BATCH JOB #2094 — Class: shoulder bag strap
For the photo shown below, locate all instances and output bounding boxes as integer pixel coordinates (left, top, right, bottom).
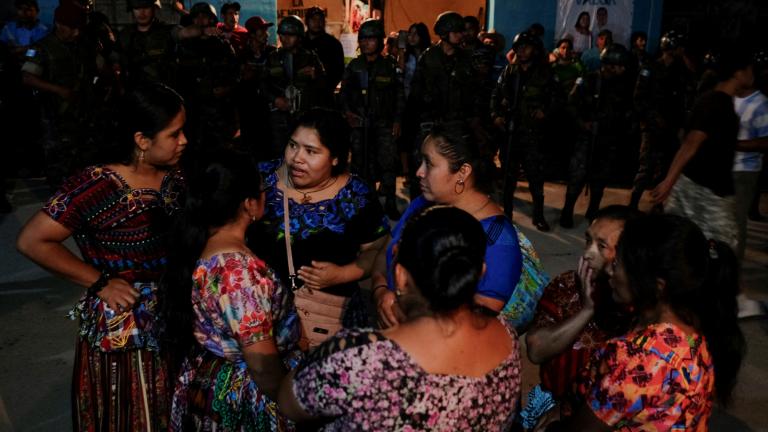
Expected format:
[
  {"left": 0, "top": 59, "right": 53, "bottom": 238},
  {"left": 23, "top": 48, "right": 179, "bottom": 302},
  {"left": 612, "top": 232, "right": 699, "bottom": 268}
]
[{"left": 282, "top": 165, "right": 300, "bottom": 291}]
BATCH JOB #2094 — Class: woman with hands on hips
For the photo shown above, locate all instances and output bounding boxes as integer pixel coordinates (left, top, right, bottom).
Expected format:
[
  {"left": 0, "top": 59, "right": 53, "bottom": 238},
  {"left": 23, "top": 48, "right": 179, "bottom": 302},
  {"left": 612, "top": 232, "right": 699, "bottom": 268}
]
[{"left": 16, "top": 83, "right": 188, "bottom": 430}]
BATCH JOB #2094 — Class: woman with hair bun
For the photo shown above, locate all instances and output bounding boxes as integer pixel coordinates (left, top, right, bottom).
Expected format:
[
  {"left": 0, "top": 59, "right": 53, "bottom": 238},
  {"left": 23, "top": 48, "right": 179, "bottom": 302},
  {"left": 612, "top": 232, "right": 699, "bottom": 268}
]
[
  {"left": 277, "top": 206, "right": 522, "bottom": 430},
  {"left": 373, "top": 123, "right": 548, "bottom": 332},
  {"left": 559, "top": 214, "right": 745, "bottom": 431}
]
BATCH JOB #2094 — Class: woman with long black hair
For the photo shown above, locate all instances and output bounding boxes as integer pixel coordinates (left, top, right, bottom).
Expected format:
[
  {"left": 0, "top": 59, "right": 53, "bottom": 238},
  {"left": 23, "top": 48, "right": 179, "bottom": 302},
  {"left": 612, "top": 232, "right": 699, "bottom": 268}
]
[
  {"left": 560, "top": 214, "right": 744, "bottom": 431},
  {"left": 17, "top": 83, "right": 187, "bottom": 430},
  {"left": 164, "top": 151, "right": 301, "bottom": 431}
]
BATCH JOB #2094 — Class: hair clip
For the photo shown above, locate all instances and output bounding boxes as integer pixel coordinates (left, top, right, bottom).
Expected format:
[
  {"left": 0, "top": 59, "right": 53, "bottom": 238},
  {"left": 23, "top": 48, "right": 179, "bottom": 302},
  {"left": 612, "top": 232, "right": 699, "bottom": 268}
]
[{"left": 708, "top": 239, "right": 719, "bottom": 260}]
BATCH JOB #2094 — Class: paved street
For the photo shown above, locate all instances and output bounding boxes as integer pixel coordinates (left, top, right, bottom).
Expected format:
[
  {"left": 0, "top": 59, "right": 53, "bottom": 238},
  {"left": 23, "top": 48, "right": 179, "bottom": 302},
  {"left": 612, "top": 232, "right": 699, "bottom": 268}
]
[{"left": 0, "top": 177, "right": 766, "bottom": 431}]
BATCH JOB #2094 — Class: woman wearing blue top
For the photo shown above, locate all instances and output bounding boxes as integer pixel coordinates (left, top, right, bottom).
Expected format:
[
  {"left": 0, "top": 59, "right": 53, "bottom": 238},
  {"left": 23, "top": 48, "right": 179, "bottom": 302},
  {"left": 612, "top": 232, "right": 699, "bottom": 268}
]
[{"left": 372, "top": 124, "right": 548, "bottom": 331}]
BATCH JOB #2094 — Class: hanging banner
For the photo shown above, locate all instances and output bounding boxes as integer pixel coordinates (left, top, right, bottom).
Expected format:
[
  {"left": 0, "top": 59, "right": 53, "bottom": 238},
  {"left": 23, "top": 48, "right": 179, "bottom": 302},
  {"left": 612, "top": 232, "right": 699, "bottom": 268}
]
[{"left": 555, "top": 0, "right": 634, "bottom": 53}]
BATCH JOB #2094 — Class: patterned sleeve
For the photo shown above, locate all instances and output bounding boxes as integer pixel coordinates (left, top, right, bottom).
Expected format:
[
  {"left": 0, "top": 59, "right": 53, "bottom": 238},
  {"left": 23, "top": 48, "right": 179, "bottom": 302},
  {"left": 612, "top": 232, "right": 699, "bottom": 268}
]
[
  {"left": 292, "top": 329, "right": 383, "bottom": 417},
  {"left": 578, "top": 339, "right": 633, "bottom": 427},
  {"left": 217, "top": 254, "right": 277, "bottom": 347},
  {"left": 345, "top": 177, "right": 390, "bottom": 244},
  {"left": 42, "top": 167, "right": 106, "bottom": 232}
]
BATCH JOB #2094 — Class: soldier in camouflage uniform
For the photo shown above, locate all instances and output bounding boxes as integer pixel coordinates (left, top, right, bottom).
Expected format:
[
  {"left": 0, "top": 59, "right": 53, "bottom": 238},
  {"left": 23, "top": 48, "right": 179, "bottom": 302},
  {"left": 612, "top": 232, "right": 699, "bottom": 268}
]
[
  {"left": 21, "top": 4, "right": 89, "bottom": 189},
  {"left": 559, "top": 44, "right": 635, "bottom": 228},
  {"left": 175, "top": 3, "right": 238, "bottom": 150},
  {"left": 491, "top": 31, "right": 560, "bottom": 231},
  {"left": 341, "top": 19, "right": 405, "bottom": 219},
  {"left": 262, "top": 15, "right": 327, "bottom": 158},
  {"left": 409, "top": 11, "right": 481, "bottom": 197},
  {"left": 113, "top": 0, "right": 178, "bottom": 90},
  {"left": 629, "top": 30, "right": 690, "bottom": 209}
]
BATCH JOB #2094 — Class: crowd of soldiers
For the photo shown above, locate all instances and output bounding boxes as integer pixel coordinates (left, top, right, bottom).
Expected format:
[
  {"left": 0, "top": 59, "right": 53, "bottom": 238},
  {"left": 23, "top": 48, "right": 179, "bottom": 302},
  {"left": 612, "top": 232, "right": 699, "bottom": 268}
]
[{"left": 1, "top": 1, "right": 766, "bottom": 228}]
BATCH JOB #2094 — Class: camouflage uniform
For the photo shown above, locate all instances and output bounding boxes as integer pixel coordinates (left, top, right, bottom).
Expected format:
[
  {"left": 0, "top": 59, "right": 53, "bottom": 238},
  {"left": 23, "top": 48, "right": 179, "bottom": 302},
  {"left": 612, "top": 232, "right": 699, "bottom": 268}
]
[
  {"left": 491, "top": 60, "right": 560, "bottom": 223},
  {"left": 22, "top": 32, "right": 89, "bottom": 188},
  {"left": 341, "top": 52, "right": 405, "bottom": 208},
  {"left": 262, "top": 47, "right": 327, "bottom": 158},
  {"left": 175, "top": 32, "right": 238, "bottom": 149},
  {"left": 409, "top": 41, "right": 481, "bottom": 198},
  {"left": 562, "top": 68, "right": 634, "bottom": 221},
  {"left": 114, "top": 19, "right": 178, "bottom": 90}
]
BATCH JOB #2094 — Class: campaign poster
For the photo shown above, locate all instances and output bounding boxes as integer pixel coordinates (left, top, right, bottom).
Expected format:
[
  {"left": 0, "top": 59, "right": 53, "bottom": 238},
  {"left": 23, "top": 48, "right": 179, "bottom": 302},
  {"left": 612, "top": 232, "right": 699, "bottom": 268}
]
[{"left": 555, "top": 0, "right": 634, "bottom": 53}]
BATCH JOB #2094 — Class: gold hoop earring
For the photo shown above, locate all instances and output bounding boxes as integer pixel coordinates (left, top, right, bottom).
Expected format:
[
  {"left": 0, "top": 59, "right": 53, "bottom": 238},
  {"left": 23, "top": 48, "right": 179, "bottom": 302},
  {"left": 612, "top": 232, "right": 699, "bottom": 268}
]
[{"left": 454, "top": 178, "right": 465, "bottom": 194}]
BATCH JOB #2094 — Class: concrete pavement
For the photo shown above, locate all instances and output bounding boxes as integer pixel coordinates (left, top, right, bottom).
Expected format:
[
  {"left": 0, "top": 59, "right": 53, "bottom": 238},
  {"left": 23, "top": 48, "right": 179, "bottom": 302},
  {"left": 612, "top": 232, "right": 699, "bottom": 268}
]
[{"left": 0, "top": 177, "right": 766, "bottom": 431}]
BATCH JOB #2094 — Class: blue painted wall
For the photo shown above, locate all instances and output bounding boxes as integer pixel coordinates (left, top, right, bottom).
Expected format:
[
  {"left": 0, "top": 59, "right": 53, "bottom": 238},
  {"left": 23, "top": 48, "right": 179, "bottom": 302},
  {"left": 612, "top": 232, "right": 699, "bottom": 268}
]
[{"left": 488, "top": 0, "right": 663, "bottom": 54}]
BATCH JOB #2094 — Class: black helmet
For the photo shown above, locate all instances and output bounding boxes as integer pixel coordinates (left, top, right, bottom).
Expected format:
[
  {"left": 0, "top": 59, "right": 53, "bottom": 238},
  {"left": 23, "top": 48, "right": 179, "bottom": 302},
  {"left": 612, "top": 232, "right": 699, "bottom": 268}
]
[
  {"left": 660, "top": 30, "right": 685, "bottom": 51},
  {"left": 278, "top": 15, "right": 305, "bottom": 37},
  {"left": 304, "top": 6, "right": 325, "bottom": 21},
  {"left": 190, "top": 2, "right": 216, "bottom": 22},
  {"left": 128, "top": 0, "right": 159, "bottom": 9},
  {"left": 358, "top": 19, "right": 384, "bottom": 40},
  {"left": 512, "top": 31, "right": 542, "bottom": 52},
  {"left": 434, "top": 11, "right": 464, "bottom": 38},
  {"left": 601, "top": 43, "right": 630, "bottom": 66}
]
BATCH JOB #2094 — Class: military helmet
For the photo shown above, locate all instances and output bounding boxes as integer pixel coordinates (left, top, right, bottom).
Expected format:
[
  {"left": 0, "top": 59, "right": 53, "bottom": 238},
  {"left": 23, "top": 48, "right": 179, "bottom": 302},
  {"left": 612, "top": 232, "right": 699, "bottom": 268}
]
[
  {"left": 190, "top": 2, "right": 217, "bottom": 22},
  {"left": 304, "top": 6, "right": 325, "bottom": 21},
  {"left": 433, "top": 11, "right": 464, "bottom": 38},
  {"left": 128, "top": 0, "right": 160, "bottom": 9},
  {"left": 512, "top": 31, "right": 542, "bottom": 52},
  {"left": 278, "top": 15, "right": 305, "bottom": 37},
  {"left": 601, "top": 43, "right": 630, "bottom": 66},
  {"left": 660, "top": 30, "right": 686, "bottom": 51},
  {"left": 358, "top": 19, "right": 384, "bottom": 40}
]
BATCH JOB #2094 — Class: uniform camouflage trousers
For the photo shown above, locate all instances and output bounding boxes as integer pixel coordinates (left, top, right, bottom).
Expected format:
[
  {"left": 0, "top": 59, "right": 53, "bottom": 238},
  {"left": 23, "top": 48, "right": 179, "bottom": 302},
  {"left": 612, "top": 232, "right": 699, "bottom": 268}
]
[
  {"left": 565, "top": 134, "right": 619, "bottom": 201},
  {"left": 631, "top": 126, "right": 679, "bottom": 206},
  {"left": 350, "top": 121, "right": 397, "bottom": 199},
  {"left": 501, "top": 132, "right": 546, "bottom": 217}
]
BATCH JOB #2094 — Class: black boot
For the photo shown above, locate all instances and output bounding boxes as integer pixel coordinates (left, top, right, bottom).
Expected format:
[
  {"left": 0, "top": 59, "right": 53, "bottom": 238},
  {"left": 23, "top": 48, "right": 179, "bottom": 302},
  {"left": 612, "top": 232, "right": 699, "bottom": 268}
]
[
  {"left": 559, "top": 195, "right": 578, "bottom": 229},
  {"left": 532, "top": 198, "right": 550, "bottom": 232},
  {"left": 585, "top": 187, "right": 605, "bottom": 222}
]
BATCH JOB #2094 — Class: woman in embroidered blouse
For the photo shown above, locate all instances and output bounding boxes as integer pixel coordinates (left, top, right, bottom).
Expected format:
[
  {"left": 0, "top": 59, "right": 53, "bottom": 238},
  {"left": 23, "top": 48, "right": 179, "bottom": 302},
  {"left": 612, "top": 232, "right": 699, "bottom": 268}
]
[
  {"left": 373, "top": 123, "right": 548, "bottom": 331},
  {"left": 248, "top": 107, "right": 390, "bottom": 340},
  {"left": 558, "top": 214, "right": 745, "bottom": 431},
  {"left": 164, "top": 152, "right": 301, "bottom": 431},
  {"left": 278, "top": 206, "right": 522, "bottom": 430},
  {"left": 16, "top": 84, "right": 187, "bottom": 430}
]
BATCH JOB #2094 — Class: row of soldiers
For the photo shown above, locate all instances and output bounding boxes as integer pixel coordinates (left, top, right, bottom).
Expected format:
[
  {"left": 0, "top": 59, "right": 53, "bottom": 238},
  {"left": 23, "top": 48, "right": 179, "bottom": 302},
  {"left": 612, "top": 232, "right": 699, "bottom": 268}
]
[{"left": 4, "top": 3, "right": 757, "bottom": 229}]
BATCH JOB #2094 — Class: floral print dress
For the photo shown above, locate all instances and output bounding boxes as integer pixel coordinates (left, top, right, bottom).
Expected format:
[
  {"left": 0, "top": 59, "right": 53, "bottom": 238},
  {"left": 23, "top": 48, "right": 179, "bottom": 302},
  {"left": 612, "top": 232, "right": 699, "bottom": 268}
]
[
  {"left": 291, "top": 318, "right": 522, "bottom": 431},
  {"left": 171, "top": 252, "right": 301, "bottom": 431},
  {"left": 578, "top": 323, "right": 715, "bottom": 431}
]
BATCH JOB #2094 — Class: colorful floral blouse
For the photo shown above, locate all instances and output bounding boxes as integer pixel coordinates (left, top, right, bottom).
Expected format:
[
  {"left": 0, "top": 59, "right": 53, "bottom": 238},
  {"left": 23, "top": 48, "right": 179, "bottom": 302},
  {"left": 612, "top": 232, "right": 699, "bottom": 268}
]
[
  {"left": 578, "top": 323, "right": 715, "bottom": 431},
  {"left": 171, "top": 252, "right": 301, "bottom": 431},
  {"left": 292, "top": 319, "right": 522, "bottom": 431},
  {"left": 44, "top": 165, "right": 185, "bottom": 351},
  {"left": 190, "top": 252, "right": 300, "bottom": 360}
]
